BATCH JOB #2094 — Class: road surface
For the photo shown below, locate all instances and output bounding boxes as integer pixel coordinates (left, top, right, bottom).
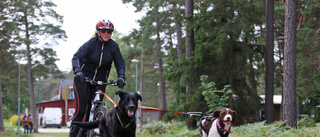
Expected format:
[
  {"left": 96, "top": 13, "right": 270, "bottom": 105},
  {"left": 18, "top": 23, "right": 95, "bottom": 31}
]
[{"left": 38, "top": 128, "right": 70, "bottom": 133}]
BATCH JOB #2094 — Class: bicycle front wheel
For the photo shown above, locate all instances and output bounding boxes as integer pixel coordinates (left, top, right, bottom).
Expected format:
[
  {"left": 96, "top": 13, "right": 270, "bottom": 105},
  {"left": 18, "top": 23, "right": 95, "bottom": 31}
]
[
  {"left": 94, "top": 106, "right": 107, "bottom": 120},
  {"left": 86, "top": 106, "right": 107, "bottom": 137}
]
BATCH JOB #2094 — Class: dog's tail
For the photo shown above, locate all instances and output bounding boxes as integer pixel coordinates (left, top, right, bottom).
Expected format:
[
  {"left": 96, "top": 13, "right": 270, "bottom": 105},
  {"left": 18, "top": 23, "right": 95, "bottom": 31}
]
[{"left": 72, "top": 120, "right": 99, "bottom": 130}]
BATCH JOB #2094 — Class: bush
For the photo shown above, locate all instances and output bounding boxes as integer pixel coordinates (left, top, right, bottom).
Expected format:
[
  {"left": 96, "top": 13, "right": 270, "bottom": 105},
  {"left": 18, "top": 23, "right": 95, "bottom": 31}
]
[
  {"left": 142, "top": 121, "right": 167, "bottom": 134},
  {"left": 138, "top": 120, "right": 320, "bottom": 137},
  {"left": 232, "top": 120, "right": 320, "bottom": 137},
  {"left": 315, "top": 106, "right": 320, "bottom": 122},
  {"left": 140, "top": 120, "right": 199, "bottom": 136},
  {"left": 9, "top": 115, "right": 19, "bottom": 126},
  {"left": 297, "top": 114, "right": 316, "bottom": 127},
  {"left": 200, "top": 75, "right": 232, "bottom": 112}
]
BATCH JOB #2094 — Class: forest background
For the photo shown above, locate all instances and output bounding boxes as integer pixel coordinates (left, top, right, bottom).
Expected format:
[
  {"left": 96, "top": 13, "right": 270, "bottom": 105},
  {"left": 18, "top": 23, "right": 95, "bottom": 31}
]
[{"left": 0, "top": 0, "right": 319, "bottom": 132}]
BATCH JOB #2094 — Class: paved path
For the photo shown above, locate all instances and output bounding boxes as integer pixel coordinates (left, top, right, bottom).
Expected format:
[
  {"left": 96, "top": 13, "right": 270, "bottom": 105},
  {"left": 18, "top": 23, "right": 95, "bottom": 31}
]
[{"left": 38, "top": 128, "right": 70, "bottom": 133}]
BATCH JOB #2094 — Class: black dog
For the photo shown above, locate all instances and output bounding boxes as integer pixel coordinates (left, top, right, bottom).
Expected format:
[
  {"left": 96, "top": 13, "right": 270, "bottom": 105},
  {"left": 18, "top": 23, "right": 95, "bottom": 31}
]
[{"left": 73, "top": 91, "right": 142, "bottom": 137}]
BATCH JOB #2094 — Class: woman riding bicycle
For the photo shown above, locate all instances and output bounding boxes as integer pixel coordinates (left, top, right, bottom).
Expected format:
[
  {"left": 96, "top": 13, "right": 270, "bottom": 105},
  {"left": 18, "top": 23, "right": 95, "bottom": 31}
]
[{"left": 69, "top": 19, "right": 126, "bottom": 137}]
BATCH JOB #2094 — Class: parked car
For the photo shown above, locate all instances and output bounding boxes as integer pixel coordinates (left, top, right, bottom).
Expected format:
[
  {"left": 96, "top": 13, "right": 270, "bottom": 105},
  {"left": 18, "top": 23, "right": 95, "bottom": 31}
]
[{"left": 42, "top": 107, "right": 62, "bottom": 128}]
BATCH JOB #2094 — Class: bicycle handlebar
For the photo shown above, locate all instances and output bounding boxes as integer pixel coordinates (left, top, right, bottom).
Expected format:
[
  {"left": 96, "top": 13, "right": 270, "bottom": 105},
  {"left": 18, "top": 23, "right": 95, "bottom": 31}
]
[{"left": 85, "top": 77, "right": 117, "bottom": 86}]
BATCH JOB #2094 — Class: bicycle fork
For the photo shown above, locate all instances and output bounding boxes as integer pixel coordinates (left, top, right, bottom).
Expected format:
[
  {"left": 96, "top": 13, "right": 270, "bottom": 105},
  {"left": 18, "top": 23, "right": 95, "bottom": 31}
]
[{"left": 89, "top": 91, "right": 101, "bottom": 122}]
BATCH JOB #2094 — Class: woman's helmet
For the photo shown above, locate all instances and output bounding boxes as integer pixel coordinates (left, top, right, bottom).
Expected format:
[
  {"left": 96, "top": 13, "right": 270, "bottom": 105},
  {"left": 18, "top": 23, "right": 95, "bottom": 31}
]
[{"left": 96, "top": 20, "right": 114, "bottom": 31}]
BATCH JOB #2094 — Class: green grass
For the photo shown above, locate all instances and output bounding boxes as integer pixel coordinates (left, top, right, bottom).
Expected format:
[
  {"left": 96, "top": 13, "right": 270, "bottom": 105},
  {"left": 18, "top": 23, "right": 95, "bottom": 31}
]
[
  {"left": 136, "top": 119, "right": 320, "bottom": 137},
  {"left": 0, "top": 131, "right": 69, "bottom": 137},
  {"left": 4, "top": 119, "right": 18, "bottom": 128},
  {"left": 1, "top": 119, "right": 69, "bottom": 137},
  {"left": 136, "top": 121, "right": 200, "bottom": 137},
  {"left": 2, "top": 118, "right": 320, "bottom": 137},
  {"left": 231, "top": 121, "right": 320, "bottom": 137}
]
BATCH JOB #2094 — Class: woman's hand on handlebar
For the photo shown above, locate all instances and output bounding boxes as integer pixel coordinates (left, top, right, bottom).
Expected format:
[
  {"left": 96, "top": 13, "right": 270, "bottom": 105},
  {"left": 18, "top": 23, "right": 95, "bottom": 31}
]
[
  {"left": 117, "top": 78, "right": 125, "bottom": 89},
  {"left": 75, "top": 72, "right": 86, "bottom": 82}
]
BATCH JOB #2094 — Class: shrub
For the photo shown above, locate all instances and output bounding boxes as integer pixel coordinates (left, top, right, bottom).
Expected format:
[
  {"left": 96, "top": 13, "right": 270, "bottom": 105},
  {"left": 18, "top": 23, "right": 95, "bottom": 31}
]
[
  {"left": 141, "top": 120, "right": 199, "bottom": 136},
  {"left": 200, "top": 75, "right": 232, "bottom": 112},
  {"left": 297, "top": 114, "right": 316, "bottom": 127},
  {"left": 142, "top": 121, "right": 167, "bottom": 134},
  {"left": 9, "top": 115, "right": 19, "bottom": 126}
]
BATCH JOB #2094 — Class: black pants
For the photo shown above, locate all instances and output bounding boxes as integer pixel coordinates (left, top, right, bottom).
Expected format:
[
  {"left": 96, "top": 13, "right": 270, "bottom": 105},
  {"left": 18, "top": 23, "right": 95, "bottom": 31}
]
[
  {"left": 69, "top": 76, "right": 106, "bottom": 137},
  {"left": 24, "top": 125, "right": 28, "bottom": 133}
]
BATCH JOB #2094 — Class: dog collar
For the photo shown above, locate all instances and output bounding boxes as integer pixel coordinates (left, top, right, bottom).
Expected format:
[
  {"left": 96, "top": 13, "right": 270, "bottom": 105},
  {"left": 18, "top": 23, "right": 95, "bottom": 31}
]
[
  {"left": 117, "top": 112, "right": 134, "bottom": 128},
  {"left": 216, "top": 118, "right": 231, "bottom": 137}
]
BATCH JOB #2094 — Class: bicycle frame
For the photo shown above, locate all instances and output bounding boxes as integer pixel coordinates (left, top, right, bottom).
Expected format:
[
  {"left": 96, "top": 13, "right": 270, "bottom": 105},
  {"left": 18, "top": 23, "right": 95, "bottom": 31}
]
[
  {"left": 89, "top": 91, "right": 103, "bottom": 122},
  {"left": 87, "top": 90, "right": 103, "bottom": 137}
]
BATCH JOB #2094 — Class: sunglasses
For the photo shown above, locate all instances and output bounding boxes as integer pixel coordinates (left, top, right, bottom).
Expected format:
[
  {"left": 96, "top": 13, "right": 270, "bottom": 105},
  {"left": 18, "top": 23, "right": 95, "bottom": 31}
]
[{"left": 100, "top": 30, "right": 112, "bottom": 34}]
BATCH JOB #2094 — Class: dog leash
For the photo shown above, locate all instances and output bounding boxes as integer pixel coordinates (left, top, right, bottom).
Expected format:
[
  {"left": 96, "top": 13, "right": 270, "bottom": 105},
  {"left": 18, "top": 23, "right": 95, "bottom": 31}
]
[
  {"left": 99, "top": 90, "right": 118, "bottom": 107},
  {"left": 99, "top": 91, "right": 203, "bottom": 116}
]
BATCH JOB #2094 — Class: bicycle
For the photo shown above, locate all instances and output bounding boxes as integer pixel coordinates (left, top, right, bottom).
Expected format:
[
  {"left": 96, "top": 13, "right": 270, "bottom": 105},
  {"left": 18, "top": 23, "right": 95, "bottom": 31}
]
[{"left": 77, "top": 77, "right": 117, "bottom": 137}]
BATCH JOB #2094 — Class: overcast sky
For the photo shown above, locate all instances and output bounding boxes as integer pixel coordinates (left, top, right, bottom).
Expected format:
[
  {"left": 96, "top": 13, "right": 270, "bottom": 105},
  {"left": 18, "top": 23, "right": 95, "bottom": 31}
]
[{"left": 51, "top": 0, "right": 144, "bottom": 72}]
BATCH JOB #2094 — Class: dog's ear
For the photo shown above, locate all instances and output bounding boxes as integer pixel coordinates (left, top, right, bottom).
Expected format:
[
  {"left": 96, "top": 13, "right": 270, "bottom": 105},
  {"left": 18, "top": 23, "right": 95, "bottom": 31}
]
[
  {"left": 232, "top": 110, "right": 237, "bottom": 123},
  {"left": 115, "top": 91, "right": 125, "bottom": 99},
  {"left": 135, "top": 92, "right": 142, "bottom": 102},
  {"left": 212, "top": 110, "right": 221, "bottom": 118}
]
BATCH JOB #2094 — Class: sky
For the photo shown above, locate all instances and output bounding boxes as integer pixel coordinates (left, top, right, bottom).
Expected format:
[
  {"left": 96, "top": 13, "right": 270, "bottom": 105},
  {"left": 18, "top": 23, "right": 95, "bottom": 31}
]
[{"left": 51, "top": 0, "right": 144, "bottom": 72}]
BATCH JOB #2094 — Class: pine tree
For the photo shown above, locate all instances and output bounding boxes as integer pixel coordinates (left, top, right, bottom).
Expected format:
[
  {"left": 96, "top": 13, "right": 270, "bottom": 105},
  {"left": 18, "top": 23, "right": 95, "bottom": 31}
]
[
  {"left": 265, "top": 0, "right": 276, "bottom": 123},
  {"left": 296, "top": 0, "right": 320, "bottom": 122},
  {"left": 283, "top": 0, "right": 297, "bottom": 127},
  {"left": 12, "top": 0, "right": 66, "bottom": 132}
]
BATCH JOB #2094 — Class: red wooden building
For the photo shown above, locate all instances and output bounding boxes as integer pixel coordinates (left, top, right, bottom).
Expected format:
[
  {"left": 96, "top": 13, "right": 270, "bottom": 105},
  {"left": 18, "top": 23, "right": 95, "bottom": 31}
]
[
  {"left": 259, "top": 95, "right": 282, "bottom": 121},
  {"left": 36, "top": 78, "right": 75, "bottom": 126}
]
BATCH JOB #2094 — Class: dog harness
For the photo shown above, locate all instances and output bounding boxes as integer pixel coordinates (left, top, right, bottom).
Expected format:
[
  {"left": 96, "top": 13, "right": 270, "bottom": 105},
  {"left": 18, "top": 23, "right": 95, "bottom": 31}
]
[
  {"left": 117, "top": 112, "right": 134, "bottom": 128},
  {"left": 199, "top": 116, "right": 217, "bottom": 135},
  {"left": 199, "top": 117, "right": 231, "bottom": 137}
]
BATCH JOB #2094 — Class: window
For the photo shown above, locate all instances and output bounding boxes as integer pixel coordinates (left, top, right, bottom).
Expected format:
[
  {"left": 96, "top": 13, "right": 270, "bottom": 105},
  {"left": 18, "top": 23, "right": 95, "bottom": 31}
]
[{"left": 69, "top": 86, "right": 74, "bottom": 99}]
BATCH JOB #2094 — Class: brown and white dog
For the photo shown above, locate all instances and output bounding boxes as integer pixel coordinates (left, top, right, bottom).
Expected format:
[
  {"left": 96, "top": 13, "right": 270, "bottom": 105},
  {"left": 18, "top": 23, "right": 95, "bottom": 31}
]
[{"left": 199, "top": 108, "right": 237, "bottom": 137}]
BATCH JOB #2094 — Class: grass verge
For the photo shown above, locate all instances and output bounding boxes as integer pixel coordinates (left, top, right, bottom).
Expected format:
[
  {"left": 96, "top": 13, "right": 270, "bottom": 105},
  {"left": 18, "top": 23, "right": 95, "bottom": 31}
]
[{"left": 2, "top": 117, "right": 320, "bottom": 137}]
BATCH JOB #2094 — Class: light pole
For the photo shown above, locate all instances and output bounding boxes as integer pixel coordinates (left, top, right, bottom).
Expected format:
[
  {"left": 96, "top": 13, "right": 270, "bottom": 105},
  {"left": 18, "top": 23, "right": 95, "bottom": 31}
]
[
  {"left": 131, "top": 59, "right": 139, "bottom": 92},
  {"left": 17, "top": 50, "right": 23, "bottom": 137},
  {"left": 157, "top": 83, "right": 160, "bottom": 103},
  {"left": 36, "top": 78, "right": 40, "bottom": 126},
  {"left": 131, "top": 59, "right": 140, "bottom": 125}
]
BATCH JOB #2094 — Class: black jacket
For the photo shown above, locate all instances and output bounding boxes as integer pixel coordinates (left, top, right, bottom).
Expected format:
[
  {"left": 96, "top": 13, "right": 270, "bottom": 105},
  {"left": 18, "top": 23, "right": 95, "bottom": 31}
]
[{"left": 72, "top": 37, "right": 125, "bottom": 81}]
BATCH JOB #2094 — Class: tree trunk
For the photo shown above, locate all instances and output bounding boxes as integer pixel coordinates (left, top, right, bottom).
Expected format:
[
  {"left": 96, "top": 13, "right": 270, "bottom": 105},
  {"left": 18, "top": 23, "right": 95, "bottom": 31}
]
[
  {"left": 174, "top": 5, "right": 184, "bottom": 86},
  {"left": 185, "top": 0, "right": 195, "bottom": 129},
  {"left": 283, "top": 0, "right": 297, "bottom": 128},
  {"left": 159, "top": 58, "right": 166, "bottom": 110},
  {"left": 265, "top": 0, "right": 275, "bottom": 124},
  {"left": 155, "top": 1, "right": 166, "bottom": 110},
  {"left": 246, "top": 38, "right": 259, "bottom": 120},
  {"left": 185, "top": 0, "right": 194, "bottom": 104},
  {"left": 0, "top": 76, "right": 4, "bottom": 131},
  {"left": 24, "top": 11, "right": 38, "bottom": 133},
  {"left": 228, "top": 34, "right": 234, "bottom": 108},
  {"left": 174, "top": 8, "right": 183, "bottom": 63}
]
